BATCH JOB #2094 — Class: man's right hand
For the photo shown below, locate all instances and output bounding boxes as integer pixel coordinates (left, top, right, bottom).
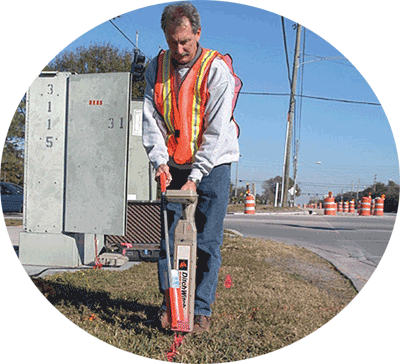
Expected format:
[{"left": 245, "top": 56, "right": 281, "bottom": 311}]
[{"left": 156, "top": 164, "right": 172, "bottom": 188}]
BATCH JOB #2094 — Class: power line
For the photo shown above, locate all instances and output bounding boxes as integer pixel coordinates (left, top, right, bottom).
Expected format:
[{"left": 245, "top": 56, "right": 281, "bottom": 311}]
[
  {"left": 237, "top": 159, "right": 398, "bottom": 172},
  {"left": 300, "top": 94, "right": 380, "bottom": 106},
  {"left": 108, "top": 19, "right": 151, "bottom": 60},
  {"left": 281, "top": 16, "right": 292, "bottom": 88},
  {"left": 297, "top": 28, "right": 306, "bottom": 143},
  {"left": 299, "top": 182, "right": 356, "bottom": 187},
  {"left": 109, "top": 19, "right": 137, "bottom": 49},
  {"left": 240, "top": 91, "right": 290, "bottom": 96},
  {"left": 239, "top": 91, "right": 381, "bottom": 106},
  {"left": 303, "top": 53, "right": 354, "bottom": 68}
]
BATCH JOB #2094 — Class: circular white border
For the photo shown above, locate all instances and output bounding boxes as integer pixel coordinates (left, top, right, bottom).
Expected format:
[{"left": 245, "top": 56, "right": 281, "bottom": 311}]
[{"left": 1, "top": 1, "right": 398, "bottom": 363}]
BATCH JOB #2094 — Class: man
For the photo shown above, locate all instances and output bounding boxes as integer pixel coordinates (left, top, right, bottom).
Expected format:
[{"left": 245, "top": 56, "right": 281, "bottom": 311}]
[{"left": 142, "top": 1, "right": 240, "bottom": 333}]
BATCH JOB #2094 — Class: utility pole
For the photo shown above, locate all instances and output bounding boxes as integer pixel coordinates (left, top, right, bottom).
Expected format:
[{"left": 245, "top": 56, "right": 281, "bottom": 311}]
[
  {"left": 234, "top": 162, "right": 239, "bottom": 198},
  {"left": 292, "top": 139, "right": 299, "bottom": 206},
  {"left": 234, "top": 156, "right": 241, "bottom": 198},
  {"left": 274, "top": 183, "right": 279, "bottom": 207},
  {"left": 282, "top": 23, "right": 302, "bottom": 207}
]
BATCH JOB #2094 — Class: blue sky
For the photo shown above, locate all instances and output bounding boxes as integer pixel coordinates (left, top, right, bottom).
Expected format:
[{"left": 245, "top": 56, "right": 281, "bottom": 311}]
[{"left": 56, "top": 1, "right": 399, "bottom": 204}]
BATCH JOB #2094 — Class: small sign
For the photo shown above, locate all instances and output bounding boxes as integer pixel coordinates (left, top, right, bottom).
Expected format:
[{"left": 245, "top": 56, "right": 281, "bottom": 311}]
[
  {"left": 171, "top": 269, "right": 180, "bottom": 288},
  {"left": 132, "top": 109, "right": 142, "bottom": 136}
]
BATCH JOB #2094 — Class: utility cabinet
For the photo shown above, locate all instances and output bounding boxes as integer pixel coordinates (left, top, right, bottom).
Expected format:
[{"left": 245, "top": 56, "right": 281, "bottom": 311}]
[{"left": 20, "top": 71, "right": 132, "bottom": 267}]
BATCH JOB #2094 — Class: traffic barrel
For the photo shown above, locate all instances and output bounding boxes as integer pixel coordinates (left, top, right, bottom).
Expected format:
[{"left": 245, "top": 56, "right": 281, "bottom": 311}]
[
  {"left": 359, "top": 197, "right": 371, "bottom": 216},
  {"left": 349, "top": 200, "right": 355, "bottom": 213},
  {"left": 244, "top": 194, "right": 255, "bottom": 215},
  {"left": 368, "top": 193, "right": 372, "bottom": 213},
  {"left": 343, "top": 201, "right": 349, "bottom": 213},
  {"left": 374, "top": 194, "right": 385, "bottom": 216},
  {"left": 324, "top": 191, "right": 336, "bottom": 216},
  {"left": 337, "top": 201, "right": 343, "bottom": 212},
  {"left": 371, "top": 199, "right": 375, "bottom": 214}
]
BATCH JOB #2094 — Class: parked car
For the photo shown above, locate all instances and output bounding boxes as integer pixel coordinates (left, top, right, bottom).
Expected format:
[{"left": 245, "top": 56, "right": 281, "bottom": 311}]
[{"left": 1, "top": 182, "right": 23, "bottom": 213}]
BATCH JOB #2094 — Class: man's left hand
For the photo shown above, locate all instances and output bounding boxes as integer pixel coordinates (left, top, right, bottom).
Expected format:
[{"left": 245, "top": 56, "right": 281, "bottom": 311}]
[{"left": 181, "top": 180, "right": 197, "bottom": 192}]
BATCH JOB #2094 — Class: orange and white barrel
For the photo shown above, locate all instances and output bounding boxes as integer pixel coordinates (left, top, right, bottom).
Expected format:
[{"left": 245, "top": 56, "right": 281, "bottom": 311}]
[
  {"left": 337, "top": 201, "right": 343, "bottom": 212},
  {"left": 324, "top": 191, "right": 336, "bottom": 216},
  {"left": 360, "top": 197, "right": 371, "bottom": 216},
  {"left": 374, "top": 194, "right": 385, "bottom": 216},
  {"left": 371, "top": 199, "right": 375, "bottom": 214},
  {"left": 244, "top": 194, "right": 255, "bottom": 215},
  {"left": 349, "top": 200, "right": 355, "bottom": 213},
  {"left": 343, "top": 201, "right": 349, "bottom": 213}
]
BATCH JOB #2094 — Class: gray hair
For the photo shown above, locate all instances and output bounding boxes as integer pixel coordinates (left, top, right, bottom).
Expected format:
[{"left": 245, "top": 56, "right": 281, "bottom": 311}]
[{"left": 161, "top": 2, "right": 201, "bottom": 34}]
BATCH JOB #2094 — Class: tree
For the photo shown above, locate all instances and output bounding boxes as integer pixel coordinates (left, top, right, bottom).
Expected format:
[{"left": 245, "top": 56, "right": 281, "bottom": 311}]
[
  {"left": 44, "top": 43, "right": 147, "bottom": 99},
  {"left": 385, "top": 180, "right": 399, "bottom": 212},
  {"left": 307, "top": 196, "right": 321, "bottom": 205},
  {"left": 261, "top": 176, "right": 281, "bottom": 204},
  {"left": 335, "top": 180, "right": 399, "bottom": 212},
  {"left": 1, "top": 97, "right": 25, "bottom": 185},
  {"left": 261, "top": 176, "right": 301, "bottom": 205},
  {"left": 230, "top": 186, "right": 248, "bottom": 204}
]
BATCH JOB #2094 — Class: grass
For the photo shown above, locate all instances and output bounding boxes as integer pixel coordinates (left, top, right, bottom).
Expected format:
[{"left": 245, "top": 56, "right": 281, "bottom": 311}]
[
  {"left": 5, "top": 218, "right": 22, "bottom": 226},
  {"left": 32, "top": 236, "right": 357, "bottom": 363}
]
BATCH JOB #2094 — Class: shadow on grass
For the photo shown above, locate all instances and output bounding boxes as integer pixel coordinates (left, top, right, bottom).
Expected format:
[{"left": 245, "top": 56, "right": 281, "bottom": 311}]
[{"left": 31, "top": 277, "right": 162, "bottom": 331}]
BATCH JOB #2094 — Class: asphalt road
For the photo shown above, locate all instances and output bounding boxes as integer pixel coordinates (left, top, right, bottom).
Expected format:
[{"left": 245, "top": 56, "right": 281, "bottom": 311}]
[{"left": 223, "top": 212, "right": 397, "bottom": 292}]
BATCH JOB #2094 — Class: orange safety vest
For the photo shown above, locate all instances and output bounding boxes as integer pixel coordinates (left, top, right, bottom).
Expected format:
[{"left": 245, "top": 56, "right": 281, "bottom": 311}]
[{"left": 154, "top": 48, "right": 241, "bottom": 165}]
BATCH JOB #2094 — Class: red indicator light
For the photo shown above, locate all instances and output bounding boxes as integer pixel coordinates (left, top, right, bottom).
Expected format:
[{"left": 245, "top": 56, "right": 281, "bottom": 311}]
[{"left": 88, "top": 100, "right": 103, "bottom": 105}]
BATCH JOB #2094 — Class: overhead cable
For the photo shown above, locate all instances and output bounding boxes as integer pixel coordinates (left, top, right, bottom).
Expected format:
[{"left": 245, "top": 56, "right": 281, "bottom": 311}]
[
  {"left": 281, "top": 16, "right": 292, "bottom": 88},
  {"left": 239, "top": 91, "right": 381, "bottom": 106},
  {"left": 109, "top": 19, "right": 137, "bottom": 49},
  {"left": 108, "top": 19, "right": 151, "bottom": 60}
]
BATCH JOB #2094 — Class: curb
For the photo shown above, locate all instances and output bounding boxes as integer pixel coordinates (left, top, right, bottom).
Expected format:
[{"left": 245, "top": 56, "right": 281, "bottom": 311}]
[{"left": 227, "top": 211, "right": 310, "bottom": 216}]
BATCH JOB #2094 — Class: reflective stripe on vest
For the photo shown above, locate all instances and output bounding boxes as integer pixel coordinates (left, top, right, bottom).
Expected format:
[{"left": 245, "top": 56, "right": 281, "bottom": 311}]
[{"left": 154, "top": 48, "right": 219, "bottom": 165}]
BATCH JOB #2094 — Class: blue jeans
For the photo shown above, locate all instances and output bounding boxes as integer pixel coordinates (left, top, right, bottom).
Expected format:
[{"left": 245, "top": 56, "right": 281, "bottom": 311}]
[{"left": 158, "top": 163, "right": 231, "bottom": 317}]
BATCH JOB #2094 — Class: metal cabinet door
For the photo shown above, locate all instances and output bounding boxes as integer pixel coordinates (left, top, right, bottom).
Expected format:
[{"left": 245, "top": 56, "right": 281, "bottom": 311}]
[
  {"left": 24, "top": 72, "right": 69, "bottom": 233},
  {"left": 64, "top": 72, "right": 131, "bottom": 235}
]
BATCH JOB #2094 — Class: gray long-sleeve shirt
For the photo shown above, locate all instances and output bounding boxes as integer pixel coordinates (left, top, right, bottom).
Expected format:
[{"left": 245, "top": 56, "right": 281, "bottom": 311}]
[{"left": 142, "top": 46, "right": 240, "bottom": 183}]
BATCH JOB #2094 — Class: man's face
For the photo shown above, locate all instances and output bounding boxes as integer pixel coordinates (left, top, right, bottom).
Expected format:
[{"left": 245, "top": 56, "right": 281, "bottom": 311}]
[{"left": 165, "top": 16, "right": 201, "bottom": 64}]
